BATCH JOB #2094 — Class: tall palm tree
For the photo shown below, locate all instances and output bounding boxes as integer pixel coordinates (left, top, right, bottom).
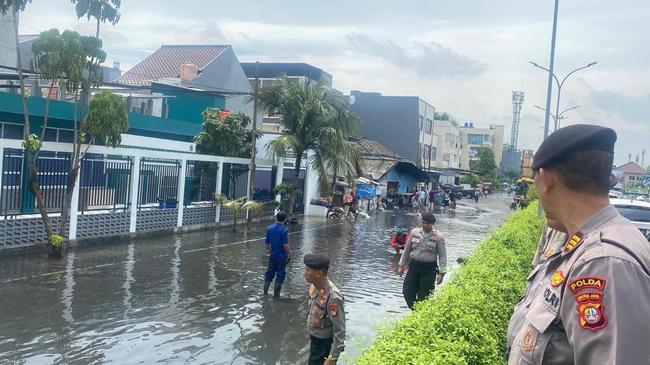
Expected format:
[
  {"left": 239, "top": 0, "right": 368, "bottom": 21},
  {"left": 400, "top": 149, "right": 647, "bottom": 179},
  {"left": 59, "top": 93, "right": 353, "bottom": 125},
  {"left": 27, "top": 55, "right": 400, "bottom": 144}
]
[{"left": 259, "top": 77, "right": 360, "bottom": 221}]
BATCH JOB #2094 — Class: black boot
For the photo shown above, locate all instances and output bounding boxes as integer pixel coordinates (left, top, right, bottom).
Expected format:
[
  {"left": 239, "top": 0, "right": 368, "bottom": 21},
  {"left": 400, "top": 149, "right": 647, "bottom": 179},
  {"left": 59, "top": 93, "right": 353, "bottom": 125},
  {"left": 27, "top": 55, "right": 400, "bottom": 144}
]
[
  {"left": 273, "top": 283, "right": 282, "bottom": 297},
  {"left": 263, "top": 281, "right": 271, "bottom": 295}
]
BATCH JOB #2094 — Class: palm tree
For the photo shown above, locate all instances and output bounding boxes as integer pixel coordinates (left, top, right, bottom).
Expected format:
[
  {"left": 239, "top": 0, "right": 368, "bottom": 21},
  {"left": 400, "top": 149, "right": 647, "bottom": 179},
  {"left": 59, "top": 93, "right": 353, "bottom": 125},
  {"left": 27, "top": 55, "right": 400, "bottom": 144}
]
[{"left": 259, "top": 77, "right": 360, "bottom": 221}]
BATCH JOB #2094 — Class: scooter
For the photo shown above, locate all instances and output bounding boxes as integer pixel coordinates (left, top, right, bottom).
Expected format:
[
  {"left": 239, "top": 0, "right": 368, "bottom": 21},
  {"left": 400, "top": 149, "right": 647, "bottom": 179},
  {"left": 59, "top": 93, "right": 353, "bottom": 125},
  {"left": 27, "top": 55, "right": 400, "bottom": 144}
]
[{"left": 326, "top": 206, "right": 346, "bottom": 219}]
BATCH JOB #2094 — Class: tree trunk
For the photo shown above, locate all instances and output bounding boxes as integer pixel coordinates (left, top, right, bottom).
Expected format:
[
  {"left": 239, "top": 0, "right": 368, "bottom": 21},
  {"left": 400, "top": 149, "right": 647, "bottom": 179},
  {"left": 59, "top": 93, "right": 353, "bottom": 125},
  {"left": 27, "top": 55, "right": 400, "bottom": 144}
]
[{"left": 26, "top": 151, "right": 54, "bottom": 252}]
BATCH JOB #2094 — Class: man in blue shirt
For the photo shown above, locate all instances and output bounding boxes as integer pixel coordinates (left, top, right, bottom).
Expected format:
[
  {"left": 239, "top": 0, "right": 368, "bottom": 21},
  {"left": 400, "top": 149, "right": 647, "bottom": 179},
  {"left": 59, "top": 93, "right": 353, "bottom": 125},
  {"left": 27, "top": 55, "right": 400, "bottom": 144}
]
[{"left": 264, "top": 212, "right": 292, "bottom": 297}]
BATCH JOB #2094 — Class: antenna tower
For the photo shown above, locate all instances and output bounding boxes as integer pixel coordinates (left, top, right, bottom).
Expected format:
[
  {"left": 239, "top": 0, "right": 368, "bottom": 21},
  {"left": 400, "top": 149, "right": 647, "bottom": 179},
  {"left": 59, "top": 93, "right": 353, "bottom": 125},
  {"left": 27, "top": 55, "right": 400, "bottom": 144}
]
[{"left": 511, "top": 90, "right": 525, "bottom": 149}]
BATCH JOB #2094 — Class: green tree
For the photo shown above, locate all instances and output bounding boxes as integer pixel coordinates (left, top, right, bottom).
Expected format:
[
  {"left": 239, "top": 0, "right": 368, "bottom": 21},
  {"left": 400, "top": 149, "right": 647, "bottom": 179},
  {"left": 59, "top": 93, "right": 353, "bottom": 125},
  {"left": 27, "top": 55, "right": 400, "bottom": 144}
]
[
  {"left": 259, "top": 76, "right": 360, "bottom": 221},
  {"left": 473, "top": 146, "right": 497, "bottom": 182},
  {"left": 194, "top": 109, "right": 258, "bottom": 197},
  {"left": 70, "top": 0, "right": 121, "bottom": 37},
  {"left": 502, "top": 167, "right": 520, "bottom": 183},
  {"left": 214, "top": 195, "right": 263, "bottom": 232}
]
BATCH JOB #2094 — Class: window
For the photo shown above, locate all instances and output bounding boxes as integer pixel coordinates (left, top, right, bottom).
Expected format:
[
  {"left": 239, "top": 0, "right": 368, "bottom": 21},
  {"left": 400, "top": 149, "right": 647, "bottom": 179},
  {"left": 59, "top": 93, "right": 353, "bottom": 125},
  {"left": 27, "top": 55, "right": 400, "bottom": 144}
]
[
  {"left": 431, "top": 147, "right": 437, "bottom": 161},
  {"left": 484, "top": 134, "right": 491, "bottom": 142},
  {"left": 423, "top": 145, "right": 431, "bottom": 161},
  {"left": 2, "top": 123, "right": 24, "bottom": 139},
  {"left": 468, "top": 134, "right": 483, "bottom": 144},
  {"left": 425, "top": 119, "right": 432, "bottom": 134},
  {"left": 443, "top": 153, "right": 451, "bottom": 162},
  {"left": 44, "top": 128, "right": 58, "bottom": 142},
  {"left": 445, "top": 133, "right": 456, "bottom": 143},
  {"left": 419, "top": 116, "right": 424, "bottom": 130},
  {"left": 58, "top": 130, "right": 74, "bottom": 143}
]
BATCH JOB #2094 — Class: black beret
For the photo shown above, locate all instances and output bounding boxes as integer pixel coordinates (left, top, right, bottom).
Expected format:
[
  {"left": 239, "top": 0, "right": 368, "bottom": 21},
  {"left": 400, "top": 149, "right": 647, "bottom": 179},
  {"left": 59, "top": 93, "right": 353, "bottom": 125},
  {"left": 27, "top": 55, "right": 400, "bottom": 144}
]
[
  {"left": 304, "top": 253, "right": 330, "bottom": 270},
  {"left": 532, "top": 124, "right": 616, "bottom": 170},
  {"left": 421, "top": 212, "right": 436, "bottom": 223}
]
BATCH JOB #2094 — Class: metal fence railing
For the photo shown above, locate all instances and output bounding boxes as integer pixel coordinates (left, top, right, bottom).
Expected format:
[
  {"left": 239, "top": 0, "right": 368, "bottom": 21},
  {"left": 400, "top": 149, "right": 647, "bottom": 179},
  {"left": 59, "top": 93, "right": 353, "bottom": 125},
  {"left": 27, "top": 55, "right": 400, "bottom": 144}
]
[
  {"left": 185, "top": 161, "right": 218, "bottom": 205},
  {"left": 79, "top": 154, "right": 133, "bottom": 212},
  {"left": 138, "top": 159, "right": 180, "bottom": 209}
]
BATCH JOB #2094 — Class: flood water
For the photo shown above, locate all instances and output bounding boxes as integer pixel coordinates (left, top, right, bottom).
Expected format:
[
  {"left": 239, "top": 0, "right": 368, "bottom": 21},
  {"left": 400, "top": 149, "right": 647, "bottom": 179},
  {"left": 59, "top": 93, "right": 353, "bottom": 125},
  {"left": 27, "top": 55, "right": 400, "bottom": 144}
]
[{"left": 0, "top": 194, "right": 513, "bottom": 364}]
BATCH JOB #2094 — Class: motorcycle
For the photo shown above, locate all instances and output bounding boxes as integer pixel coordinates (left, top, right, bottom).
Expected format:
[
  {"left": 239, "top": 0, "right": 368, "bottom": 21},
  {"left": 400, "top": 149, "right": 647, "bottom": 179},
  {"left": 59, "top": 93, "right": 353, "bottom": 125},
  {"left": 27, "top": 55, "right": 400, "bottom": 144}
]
[{"left": 326, "top": 206, "right": 346, "bottom": 219}]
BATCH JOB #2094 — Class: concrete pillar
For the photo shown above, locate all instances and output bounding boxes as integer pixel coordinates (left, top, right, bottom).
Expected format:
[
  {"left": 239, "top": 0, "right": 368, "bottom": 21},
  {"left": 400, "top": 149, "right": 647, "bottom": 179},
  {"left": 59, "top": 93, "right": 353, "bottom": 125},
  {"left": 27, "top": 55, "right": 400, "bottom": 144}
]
[
  {"left": 129, "top": 156, "right": 141, "bottom": 233},
  {"left": 274, "top": 158, "right": 284, "bottom": 203},
  {"left": 0, "top": 148, "right": 4, "bottom": 195},
  {"left": 67, "top": 168, "right": 81, "bottom": 240},
  {"left": 303, "top": 151, "right": 320, "bottom": 216},
  {"left": 176, "top": 159, "right": 186, "bottom": 227},
  {"left": 215, "top": 162, "right": 223, "bottom": 223}
]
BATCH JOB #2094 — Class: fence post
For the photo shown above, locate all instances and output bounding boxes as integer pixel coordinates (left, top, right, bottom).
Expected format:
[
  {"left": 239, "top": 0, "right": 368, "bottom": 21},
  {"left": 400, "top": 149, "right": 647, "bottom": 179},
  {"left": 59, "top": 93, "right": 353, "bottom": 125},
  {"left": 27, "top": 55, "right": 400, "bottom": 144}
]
[
  {"left": 129, "top": 155, "right": 141, "bottom": 233},
  {"left": 215, "top": 161, "right": 223, "bottom": 223},
  {"left": 68, "top": 169, "right": 81, "bottom": 240},
  {"left": 177, "top": 159, "right": 186, "bottom": 227}
]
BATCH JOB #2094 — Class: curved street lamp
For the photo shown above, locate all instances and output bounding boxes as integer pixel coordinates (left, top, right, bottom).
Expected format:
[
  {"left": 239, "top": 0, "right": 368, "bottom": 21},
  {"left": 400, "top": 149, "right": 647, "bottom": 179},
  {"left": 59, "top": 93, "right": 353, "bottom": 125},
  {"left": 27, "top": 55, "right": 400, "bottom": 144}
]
[
  {"left": 529, "top": 61, "right": 597, "bottom": 131},
  {"left": 534, "top": 104, "right": 580, "bottom": 129}
]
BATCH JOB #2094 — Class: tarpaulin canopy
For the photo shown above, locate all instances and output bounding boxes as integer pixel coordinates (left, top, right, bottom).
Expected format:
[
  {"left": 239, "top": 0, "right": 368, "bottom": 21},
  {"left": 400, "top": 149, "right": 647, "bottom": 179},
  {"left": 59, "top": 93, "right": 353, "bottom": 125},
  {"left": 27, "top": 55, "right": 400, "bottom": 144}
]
[{"left": 356, "top": 183, "right": 377, "bottom": 199}]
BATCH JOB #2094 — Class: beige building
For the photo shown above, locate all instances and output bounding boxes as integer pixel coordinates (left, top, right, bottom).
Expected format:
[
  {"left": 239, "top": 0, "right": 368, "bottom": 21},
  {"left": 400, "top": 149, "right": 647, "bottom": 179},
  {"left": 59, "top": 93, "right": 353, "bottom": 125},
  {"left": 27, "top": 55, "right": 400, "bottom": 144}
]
[
  {"left": 431, "top": 119, "right": 463, "bottom": 169},
  {"left": 614, "top": 162, "right": 646, "bottom": 186},
  {"left": 459, "top": 123, "right": 505, "bottom": 172},
  {"left": 521, "top": 150, "right": 534, "bottom": 178}
]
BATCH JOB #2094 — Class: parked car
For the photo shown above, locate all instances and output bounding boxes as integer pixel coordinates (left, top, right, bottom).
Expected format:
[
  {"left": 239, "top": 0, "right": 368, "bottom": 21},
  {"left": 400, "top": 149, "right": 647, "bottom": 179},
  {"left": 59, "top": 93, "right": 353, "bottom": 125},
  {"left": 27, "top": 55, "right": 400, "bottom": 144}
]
[
  {"left": 610, "top": 198, "right": 650, "bottom": 242},
  {"left": 460, "top": 184, "right": 475, "bottom": 198}
]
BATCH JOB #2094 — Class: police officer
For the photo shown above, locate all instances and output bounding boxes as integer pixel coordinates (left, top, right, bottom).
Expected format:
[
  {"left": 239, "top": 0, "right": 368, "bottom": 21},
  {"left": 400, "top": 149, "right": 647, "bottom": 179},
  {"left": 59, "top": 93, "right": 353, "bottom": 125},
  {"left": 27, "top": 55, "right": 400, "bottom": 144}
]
[
  {"left": 264, "top": 212, "right": 291, "bottom": 297},
  {"left": 304, "top": 253, "right": 346, "bottom": 365},
  {"left": 531, "top": 219, "right": 567, "bottom": 268},
  {"left": 398, "top": 212, "right": 448, "bottom": 309},
  {"left": 506, "top": 124, "right": 650, "bottom": 364}
]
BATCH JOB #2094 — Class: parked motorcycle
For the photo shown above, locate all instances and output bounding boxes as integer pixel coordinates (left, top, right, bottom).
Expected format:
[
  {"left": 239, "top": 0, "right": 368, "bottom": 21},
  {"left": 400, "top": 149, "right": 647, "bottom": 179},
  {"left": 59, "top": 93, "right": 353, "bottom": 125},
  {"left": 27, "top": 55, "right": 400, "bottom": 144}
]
[{"left": 326, "top": 206, "right": 346, "bottom": 219}]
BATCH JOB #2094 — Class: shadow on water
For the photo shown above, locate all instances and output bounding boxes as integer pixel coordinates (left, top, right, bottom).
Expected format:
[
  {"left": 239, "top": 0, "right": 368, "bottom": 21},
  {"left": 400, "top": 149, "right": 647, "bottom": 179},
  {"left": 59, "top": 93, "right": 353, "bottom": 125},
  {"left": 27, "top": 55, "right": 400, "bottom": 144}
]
[{"left": 0, "top": 195, "right": 513, "bottom": 364}]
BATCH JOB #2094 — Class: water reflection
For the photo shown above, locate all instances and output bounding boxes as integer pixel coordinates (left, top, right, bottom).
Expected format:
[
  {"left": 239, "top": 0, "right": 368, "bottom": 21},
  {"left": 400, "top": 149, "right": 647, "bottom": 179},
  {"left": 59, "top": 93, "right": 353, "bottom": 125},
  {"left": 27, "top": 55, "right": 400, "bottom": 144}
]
[{"left": 0, "top": 196, "right": 512, "bottom": 364}]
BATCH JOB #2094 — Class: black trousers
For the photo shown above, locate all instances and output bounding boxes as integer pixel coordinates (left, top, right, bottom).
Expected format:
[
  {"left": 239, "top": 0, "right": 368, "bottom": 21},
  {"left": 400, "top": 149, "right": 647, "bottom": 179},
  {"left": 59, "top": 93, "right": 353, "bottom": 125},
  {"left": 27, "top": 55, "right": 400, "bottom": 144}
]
[
  {"left": 403, "top": 259, "right": 438, "bottom": 309},
  {"left": 308, "top": 335, "right": 333, "bottom": 365}
]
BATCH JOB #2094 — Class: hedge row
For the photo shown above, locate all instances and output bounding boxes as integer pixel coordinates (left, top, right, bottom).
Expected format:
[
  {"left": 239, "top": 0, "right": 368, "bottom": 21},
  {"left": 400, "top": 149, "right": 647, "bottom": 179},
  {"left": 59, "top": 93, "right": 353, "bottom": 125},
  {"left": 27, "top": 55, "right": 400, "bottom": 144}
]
[{"left": 355, "top": 203, "right": 544, "bottom": 365}]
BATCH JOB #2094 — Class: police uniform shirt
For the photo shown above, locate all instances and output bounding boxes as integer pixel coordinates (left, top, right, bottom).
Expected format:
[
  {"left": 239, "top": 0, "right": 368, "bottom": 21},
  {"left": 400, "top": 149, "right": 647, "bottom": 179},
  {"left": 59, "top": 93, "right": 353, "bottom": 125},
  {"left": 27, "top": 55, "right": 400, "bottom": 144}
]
[
  {"left": 506, "top": 205, "right": 650, "bottom": 364},
  {"left": 531, "top": 224, "right": 568, "bottom": 268},
  {"left": 307, "top": 280, "right": 346, "bottom": 359},
  {"left": 399, "top": 227, "right": 448, "bottom": 273}
]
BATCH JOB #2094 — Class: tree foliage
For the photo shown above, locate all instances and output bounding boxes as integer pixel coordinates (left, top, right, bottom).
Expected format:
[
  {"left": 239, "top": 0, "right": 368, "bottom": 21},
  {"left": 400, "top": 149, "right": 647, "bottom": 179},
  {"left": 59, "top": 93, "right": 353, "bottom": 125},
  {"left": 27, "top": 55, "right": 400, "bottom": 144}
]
[
  {"left": 0, "top": 0, "right": 31, "bottom": 14},
  {"left": 258, "top": 76, "right": 361, "bottom": 219},
  {"left": 71, "top": 0, "right": 121, "bottom": 37},
  {"left": 472, "top": 146, "right": 497, "bottom": 182},
  {"left": 502, "top": 167, "right": 520, "bottom": 183},
  {"left": 84, "top": 91, "right": 128, "bottom": 147}
]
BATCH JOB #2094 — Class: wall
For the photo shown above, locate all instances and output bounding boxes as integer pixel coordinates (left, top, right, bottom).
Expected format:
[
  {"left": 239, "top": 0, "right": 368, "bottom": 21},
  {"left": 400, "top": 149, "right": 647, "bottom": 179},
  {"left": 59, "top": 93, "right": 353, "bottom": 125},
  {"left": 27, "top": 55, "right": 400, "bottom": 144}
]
[
  {"left": 350, "top": 91, "right": 420, "bottom": 163},
  {"left": 385, "top": 166, "right": 418, "bottom": 193},
  {"left": 433, "top": 120, "right": 463, "bottom": 169},
  {"left": 192, "top": 47, "right": 253, "bottom": 117},
  {"left": 501, "top": 147, "right": 522, "bottom": 178},
  {"left": 150, "top": 83, "right": 225, "bottom": 124},
  {"left": 418, "top": 99, "right": 437, "bottom": 170},
  {"left": 0, "top": 11, "right": 17, "bottom": 70}
]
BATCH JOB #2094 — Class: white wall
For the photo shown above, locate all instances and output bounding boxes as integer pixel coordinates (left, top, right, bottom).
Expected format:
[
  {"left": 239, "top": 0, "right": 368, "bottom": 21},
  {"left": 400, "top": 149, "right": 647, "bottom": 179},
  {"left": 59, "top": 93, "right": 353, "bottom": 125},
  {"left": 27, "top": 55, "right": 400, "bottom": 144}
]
[{"left": 0, "top": 11, "right": 17, "bottom": 70}]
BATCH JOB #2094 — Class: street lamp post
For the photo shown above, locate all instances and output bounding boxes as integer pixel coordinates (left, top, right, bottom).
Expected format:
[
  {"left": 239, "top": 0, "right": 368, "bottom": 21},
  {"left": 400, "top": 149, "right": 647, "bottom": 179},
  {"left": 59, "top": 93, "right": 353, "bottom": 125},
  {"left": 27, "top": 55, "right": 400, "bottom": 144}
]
[
  {"left": 530, "top": 60, "right": 597, "bottom": 131},
  {"left": 534, "top": 104, "right": 579, "bottom": 129}
]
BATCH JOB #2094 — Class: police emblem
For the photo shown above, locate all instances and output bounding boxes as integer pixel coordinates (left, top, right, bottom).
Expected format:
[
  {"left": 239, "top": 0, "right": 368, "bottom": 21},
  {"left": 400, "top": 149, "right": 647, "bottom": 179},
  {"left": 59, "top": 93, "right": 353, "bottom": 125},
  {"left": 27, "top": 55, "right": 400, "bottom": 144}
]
[
  {"left": 577, "top": 300, "right": 608, "bottom": 331},
  {"left": 522, "top": 330, "right": 536, "bottom": 352},
  {"left": 550, "top": 271, "right": 565, "bottom": 287}
]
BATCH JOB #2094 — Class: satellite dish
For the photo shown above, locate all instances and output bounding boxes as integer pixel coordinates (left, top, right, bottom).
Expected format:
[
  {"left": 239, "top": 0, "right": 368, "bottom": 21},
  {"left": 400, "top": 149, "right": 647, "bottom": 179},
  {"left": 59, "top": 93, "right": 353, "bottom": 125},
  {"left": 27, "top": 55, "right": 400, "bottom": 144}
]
[{"left": 349, "top": 95, "right": 355, "bottom": 105}]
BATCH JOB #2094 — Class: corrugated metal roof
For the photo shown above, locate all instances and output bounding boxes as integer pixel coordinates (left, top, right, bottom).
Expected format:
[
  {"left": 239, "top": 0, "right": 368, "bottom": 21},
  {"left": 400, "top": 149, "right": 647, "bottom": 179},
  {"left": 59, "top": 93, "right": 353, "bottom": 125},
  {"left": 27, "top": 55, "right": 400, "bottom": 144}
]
[{"left": 115, "top": 45, "right": 229, "bottom": 86}]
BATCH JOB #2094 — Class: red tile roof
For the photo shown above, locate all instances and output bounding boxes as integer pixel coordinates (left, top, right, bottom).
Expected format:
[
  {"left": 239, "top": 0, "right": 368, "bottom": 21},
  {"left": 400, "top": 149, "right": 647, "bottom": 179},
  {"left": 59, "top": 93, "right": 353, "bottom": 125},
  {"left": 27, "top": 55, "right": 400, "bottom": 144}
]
[
  {"left": 115, "top": 45, "right": 229, "bottom": 86},
  {"left": 616, "top": 162, "right": 645, "bottom": 174}
]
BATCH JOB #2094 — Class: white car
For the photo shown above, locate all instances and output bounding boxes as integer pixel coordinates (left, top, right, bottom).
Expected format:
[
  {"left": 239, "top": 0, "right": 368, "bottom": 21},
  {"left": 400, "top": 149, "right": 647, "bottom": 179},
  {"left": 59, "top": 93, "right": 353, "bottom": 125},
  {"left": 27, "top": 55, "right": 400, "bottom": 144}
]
[{"left": 610, "top": 198, "right": 650, "bottom": 242}]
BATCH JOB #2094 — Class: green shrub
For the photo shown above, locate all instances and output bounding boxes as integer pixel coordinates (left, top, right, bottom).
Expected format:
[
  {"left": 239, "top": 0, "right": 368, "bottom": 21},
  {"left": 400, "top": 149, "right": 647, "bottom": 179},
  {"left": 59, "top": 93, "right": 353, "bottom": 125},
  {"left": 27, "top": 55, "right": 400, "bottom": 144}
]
[{"left": 355, "top": 203, "right": 543, "bottom": 365}]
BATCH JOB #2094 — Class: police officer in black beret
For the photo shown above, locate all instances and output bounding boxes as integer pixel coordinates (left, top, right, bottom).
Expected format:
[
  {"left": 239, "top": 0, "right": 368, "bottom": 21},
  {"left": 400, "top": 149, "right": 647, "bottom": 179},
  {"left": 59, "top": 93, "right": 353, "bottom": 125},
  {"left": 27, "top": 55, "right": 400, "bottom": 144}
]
[
  {"left": 506, "top": 124, "right": 650, "bottom": 364},
  {"left": 304, "top": 254, "right": 346, "bottom": 365},
  {"left": 398, "top": 212, "right": 448, "bottom": 309}
]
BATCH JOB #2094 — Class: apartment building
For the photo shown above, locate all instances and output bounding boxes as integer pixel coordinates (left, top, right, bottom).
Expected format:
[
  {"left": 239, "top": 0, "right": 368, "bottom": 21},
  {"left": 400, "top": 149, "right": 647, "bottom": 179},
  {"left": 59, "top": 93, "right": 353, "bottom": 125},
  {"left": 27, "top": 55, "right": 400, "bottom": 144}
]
[
  {"left": 432, "top": 119, "right": 464, "bottom": 170},
  {"left": 459, "top": 123, "right": 505, "bottom": 172}
]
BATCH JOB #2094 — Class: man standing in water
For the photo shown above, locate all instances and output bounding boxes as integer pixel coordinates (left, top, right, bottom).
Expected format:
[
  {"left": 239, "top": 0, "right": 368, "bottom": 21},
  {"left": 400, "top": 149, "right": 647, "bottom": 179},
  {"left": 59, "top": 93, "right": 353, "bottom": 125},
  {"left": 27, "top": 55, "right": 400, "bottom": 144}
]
[
  {"left": 304, "top": 253, "right": 346, "bottom": 365},
  {"left": 398, "top": 212, "right": 447, "bottom": 309},
  {"left": 264, "top": 212, "right": 291, "bottom": 297}
]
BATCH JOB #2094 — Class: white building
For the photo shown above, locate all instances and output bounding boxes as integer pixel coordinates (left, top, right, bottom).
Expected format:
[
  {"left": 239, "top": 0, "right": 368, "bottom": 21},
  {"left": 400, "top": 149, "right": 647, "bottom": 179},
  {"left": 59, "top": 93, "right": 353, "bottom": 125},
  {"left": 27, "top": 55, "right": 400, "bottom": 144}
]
[
  {"left": 432, "top": 119, "right": 464, "bottom": 170},
  {"left": 460, "top": 123, "right": 504, "bottom": 172}
]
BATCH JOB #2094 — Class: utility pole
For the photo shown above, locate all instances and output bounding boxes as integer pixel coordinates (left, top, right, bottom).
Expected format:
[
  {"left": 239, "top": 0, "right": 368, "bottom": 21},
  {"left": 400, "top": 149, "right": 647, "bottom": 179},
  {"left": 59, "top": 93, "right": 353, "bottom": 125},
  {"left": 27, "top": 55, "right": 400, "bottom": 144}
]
[{"left": 247, "top": 61, "right": 260, "bottom": 224}]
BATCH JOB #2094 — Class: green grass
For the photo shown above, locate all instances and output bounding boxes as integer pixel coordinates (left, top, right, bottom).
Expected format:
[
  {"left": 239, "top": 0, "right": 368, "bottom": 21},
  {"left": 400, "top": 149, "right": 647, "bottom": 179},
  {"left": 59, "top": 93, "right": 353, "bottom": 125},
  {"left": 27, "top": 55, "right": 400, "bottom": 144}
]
[{"left": 355, "top": 203, "right": 544, "bottom": 365}]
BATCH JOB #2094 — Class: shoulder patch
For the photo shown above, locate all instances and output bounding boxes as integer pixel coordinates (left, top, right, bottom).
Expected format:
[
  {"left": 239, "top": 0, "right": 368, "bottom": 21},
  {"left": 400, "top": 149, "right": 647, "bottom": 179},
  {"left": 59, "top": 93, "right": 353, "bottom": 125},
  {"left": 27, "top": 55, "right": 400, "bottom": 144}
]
[
  {"left": 550, "top": 271, "right": 565, "bottom": 287},
  {"left": 569, "top": 277, "right": 606, "bottom": 293},
  {"left": 328, "top": 301, "right": 338, "bottom": 317}
]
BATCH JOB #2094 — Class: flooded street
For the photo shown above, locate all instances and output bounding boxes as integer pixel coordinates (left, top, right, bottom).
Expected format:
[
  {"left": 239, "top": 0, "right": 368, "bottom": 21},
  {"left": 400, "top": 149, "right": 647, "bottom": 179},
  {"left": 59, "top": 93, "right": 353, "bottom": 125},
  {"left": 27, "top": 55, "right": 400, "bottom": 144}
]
[{"left": 0, "top": 194, "right": 513, "bottom": 364}]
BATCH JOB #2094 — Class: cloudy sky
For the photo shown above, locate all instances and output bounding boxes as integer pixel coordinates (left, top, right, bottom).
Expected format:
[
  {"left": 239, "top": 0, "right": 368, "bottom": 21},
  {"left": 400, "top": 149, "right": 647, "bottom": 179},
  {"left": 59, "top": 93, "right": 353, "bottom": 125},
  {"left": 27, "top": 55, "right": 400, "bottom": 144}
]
[{"left": 19, "top": 0, "right": 650, "bottom": 167}]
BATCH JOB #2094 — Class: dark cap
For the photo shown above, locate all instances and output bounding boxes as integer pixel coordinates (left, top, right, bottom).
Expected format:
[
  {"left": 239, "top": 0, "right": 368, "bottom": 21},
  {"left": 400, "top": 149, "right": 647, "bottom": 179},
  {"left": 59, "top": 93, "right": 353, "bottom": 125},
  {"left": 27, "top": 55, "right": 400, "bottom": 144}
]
[
  {"left": 303, "top": 253, "right": 330, "bottom": 270},
  {"left": 421, "top": 212, "right": 436, "bottom": 223},
  {"left": 532, "top": 124, "right": 616, "bottom": 171}
]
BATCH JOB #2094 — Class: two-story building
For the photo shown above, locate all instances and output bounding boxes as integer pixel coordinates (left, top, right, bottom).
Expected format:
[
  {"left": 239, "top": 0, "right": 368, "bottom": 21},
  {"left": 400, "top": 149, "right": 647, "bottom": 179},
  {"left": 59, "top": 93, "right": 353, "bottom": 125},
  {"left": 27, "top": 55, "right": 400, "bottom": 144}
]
[
  {"left": 432, "top": 119, "right": 464, "bottom": 170},
  {"left": 349, "top": 91, "right": 439, "bottom": 177}
]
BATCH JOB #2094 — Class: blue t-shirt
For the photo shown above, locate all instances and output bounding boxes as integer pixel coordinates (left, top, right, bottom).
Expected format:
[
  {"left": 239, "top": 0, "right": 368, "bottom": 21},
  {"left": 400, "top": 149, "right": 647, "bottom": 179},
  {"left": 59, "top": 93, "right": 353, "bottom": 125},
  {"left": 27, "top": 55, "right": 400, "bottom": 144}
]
[{"left": 266, "top": 223, "right": 289, "bottom": 259}]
